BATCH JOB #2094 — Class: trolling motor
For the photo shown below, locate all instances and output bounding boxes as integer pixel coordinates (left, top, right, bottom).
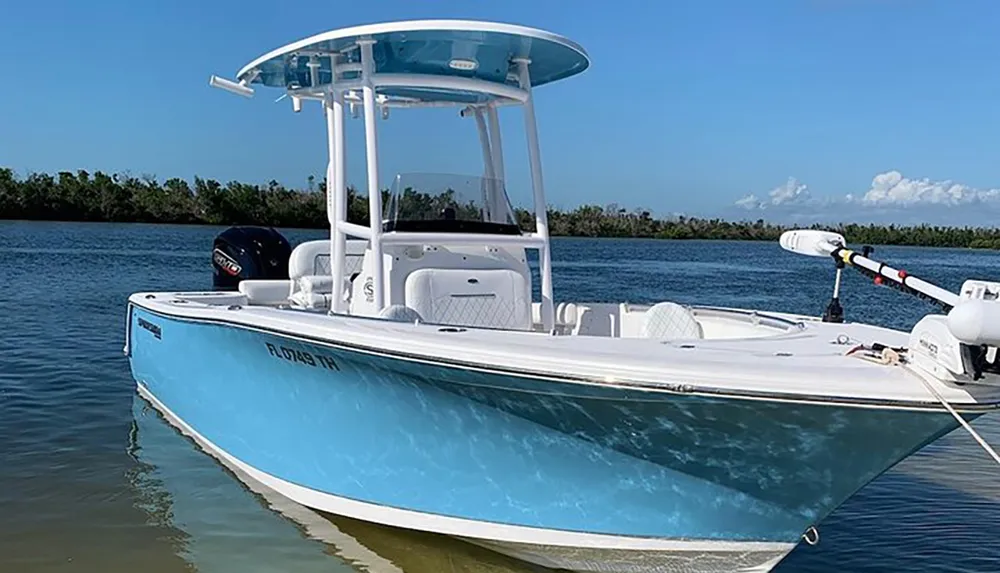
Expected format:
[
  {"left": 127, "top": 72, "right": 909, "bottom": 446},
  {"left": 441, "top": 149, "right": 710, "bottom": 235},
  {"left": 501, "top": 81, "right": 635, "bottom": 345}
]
[
  {"left": 780, "top": 230, "right": 1000, "bottom": 382},
  {"left": 780, "top": 230, "right": 958, "bottom": 312}
]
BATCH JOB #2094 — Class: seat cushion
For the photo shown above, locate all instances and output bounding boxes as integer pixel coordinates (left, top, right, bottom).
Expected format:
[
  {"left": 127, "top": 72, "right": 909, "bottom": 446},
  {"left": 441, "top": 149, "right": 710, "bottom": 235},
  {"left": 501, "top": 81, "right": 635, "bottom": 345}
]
[
  {"left": 641, "top": 302, "right": 704, "bottom": 340},
  {"left": 378, "top": 304, "right": 424, "bottom": 323},
  {"left": 238, "top": 279, "right": 291, "bottom": 305},
  {"left": 404, "top": 268, "right": 531, "bottom": 331}
]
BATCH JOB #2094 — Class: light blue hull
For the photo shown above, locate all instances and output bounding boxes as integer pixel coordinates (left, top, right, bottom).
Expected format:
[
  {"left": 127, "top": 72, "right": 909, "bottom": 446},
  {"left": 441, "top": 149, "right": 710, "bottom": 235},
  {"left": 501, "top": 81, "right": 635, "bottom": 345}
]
[{"left": 127, "top": 305, "right": 960, "bottom": 545}]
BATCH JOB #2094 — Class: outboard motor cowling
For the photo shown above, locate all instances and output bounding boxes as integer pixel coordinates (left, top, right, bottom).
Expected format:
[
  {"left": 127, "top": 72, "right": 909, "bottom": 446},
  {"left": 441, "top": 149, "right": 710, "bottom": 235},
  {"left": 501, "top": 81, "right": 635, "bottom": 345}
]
[{"left": 212, "top": 226, "right": 292, "bottom": 290}]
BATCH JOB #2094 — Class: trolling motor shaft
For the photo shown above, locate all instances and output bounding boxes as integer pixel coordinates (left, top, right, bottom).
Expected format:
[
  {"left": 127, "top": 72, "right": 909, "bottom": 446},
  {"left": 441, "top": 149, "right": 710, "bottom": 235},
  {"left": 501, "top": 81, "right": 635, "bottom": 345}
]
[
  {"left": 821, "top": 257, "right": 845, "bottom": 323},
  {"left": 825, "top": 244, "right": 959, "bottom": 312}
]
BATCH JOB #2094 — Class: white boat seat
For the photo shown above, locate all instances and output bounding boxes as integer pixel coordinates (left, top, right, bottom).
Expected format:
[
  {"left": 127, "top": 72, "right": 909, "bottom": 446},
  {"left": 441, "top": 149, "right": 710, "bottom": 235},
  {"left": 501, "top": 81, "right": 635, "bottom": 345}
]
[
  {"left": 239, "top": 279, "right": 292, "bottom": 306},
  {"left": 641, "top": 302, "right": 704, "bottom": 340},
  {"left": 299, "top": 275, "right": 333, "bottom": 294},
  {"left": 378, "top": 304, "right": 424, "bottom": 323},
  {"left": 288, "top": 240, "right": 365, "bottom": 280},
  {"left": 288, "top": 240, "right": 366, "bottom": 309},
  {"left": 404, "top": 268, "right": 531, "bottom": 331},
  {"left": 288, "top": 240, "right": 330, "bottom": 279}
]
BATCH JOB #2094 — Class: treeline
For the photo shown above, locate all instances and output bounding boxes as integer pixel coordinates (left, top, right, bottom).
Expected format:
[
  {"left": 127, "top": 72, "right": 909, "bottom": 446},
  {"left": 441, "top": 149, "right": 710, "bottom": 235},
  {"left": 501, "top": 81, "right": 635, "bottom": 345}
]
[{"left": 2, "top": 167, "right": 1000, "bottom": 250}]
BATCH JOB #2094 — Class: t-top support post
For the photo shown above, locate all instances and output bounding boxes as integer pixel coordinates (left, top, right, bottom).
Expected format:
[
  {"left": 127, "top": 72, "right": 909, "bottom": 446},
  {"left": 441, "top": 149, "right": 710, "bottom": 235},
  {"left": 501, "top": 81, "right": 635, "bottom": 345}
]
[
  {"left": 359, "top": 38, "right": 386, "bottom": 312},
  {"left": 324, "top": 94, "right": 337, "bottom": 302},
  {"left": 325, "top": 71, "right": 348, "bottom": 314},
  {"left": 472, "top": 108, "right": 497, "bottom": 220},
  {"left": 486, "top": 104, "right": 506, "bottom": 221},
  {"left": 515, "top": 58, "right": 554, "bottom": 331}
]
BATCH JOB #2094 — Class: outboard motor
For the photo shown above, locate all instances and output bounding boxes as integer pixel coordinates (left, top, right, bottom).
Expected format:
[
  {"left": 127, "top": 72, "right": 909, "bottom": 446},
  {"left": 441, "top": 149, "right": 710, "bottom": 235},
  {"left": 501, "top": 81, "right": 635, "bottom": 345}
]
[{"left": 212, "top": 226, "right": 292, "bottom": 290}]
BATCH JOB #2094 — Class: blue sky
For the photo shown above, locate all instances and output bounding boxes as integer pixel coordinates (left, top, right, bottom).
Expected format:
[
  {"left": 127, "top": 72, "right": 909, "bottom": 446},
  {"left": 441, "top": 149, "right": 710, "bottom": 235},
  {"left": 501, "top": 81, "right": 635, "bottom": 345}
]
[{"left": 2, "top": 0, "right": 999, "bottom": 224}]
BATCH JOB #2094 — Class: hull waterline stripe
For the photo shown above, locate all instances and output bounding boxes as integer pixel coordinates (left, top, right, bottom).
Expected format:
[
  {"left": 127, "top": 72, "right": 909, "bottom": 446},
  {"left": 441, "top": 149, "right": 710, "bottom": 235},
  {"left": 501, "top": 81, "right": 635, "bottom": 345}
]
[{"left": 128, "top": 301, "right": 1000, "bottom": 414}]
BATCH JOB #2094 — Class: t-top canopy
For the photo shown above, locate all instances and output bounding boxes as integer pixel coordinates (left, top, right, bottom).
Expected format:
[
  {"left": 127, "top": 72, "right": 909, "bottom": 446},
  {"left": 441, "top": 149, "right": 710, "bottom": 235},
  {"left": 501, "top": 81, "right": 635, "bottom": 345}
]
[{"left": 234, "top": 20, "right": 589, "bottom": 104}]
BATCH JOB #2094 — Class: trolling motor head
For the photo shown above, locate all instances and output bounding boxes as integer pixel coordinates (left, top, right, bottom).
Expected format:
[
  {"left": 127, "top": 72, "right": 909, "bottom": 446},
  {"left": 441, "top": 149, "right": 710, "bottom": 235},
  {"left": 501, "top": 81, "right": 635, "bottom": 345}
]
[
  {"left": 778, "top": 230, "right": 846, "bottom": 257},
  {"left": 779, "top": 230, "right": 848, "bottom": 322}
]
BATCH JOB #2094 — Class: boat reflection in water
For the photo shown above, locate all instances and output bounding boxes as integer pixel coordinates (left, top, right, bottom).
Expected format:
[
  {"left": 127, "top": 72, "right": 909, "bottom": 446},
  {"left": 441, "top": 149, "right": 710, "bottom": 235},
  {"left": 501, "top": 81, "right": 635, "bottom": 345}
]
[{"left": 128, "top": 393, "right": 551, "bottom": 573}]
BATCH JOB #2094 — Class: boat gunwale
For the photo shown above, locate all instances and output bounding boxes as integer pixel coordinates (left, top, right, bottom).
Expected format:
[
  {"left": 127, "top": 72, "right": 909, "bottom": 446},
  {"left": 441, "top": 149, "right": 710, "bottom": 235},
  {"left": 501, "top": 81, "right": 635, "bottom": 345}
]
[{"left": 126, "top": 296, "right": 1000, "bottom": 414}]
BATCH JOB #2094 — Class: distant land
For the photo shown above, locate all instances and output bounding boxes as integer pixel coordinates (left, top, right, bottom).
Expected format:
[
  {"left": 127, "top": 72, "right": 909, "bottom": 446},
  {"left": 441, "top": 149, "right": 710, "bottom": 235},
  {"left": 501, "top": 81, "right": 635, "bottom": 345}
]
[{"left": 2, "top": 167, "right": 1000, "bottom": 250}]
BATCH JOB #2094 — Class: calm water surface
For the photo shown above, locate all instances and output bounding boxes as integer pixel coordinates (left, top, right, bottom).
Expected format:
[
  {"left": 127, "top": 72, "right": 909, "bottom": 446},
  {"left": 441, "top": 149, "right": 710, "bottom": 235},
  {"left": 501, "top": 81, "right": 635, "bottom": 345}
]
[{"left": 1, "top": 220, "right": 998, "bottom": 573}]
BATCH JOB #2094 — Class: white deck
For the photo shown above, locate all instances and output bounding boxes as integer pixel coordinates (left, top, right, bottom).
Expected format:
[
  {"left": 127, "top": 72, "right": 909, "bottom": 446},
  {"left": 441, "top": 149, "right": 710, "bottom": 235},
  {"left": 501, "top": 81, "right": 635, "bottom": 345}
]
[{"left": 128, "top": 292, "right": 1000, "bottom": 412}]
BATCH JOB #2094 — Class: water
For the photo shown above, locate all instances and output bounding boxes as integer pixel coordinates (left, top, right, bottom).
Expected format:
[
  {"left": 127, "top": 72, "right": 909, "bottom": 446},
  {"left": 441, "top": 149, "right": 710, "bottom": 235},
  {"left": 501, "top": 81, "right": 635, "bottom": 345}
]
[{"left": 1, "top": 220, "right": 997, "bottom": 573}]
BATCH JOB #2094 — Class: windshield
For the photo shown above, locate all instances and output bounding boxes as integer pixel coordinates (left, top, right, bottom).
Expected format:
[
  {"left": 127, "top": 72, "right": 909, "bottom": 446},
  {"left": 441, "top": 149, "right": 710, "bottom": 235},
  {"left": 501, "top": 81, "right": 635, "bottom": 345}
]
[{"left": 382, "top": 172, "right": 522, "bottom": 235}]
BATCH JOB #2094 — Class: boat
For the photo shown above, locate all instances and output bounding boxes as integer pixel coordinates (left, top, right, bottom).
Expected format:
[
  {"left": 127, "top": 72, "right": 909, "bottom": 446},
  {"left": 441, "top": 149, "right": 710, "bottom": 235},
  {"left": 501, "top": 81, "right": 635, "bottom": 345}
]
[{"left": 125, "top": 19, "right": 1000, "bottom": 573}]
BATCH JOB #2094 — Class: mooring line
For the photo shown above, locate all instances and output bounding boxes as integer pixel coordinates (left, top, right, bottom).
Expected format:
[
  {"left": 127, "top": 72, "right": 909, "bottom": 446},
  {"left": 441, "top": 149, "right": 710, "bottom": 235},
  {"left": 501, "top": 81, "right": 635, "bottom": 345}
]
[{"left": 909, "top": 365, "right": 1000, "bottom": 467}]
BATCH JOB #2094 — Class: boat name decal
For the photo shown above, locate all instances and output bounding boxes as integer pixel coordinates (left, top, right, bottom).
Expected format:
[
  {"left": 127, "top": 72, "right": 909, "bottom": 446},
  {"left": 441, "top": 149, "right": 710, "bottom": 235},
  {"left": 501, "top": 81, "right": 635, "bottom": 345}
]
[
  {"left": 213, "top": 248, "right": 242, "bottom": 276},
  {"left": 266, "top": 342, "right": 340, "bottom": 370},
  {"left": 137, "top": 317, "right": 162, "bottom": 339}
]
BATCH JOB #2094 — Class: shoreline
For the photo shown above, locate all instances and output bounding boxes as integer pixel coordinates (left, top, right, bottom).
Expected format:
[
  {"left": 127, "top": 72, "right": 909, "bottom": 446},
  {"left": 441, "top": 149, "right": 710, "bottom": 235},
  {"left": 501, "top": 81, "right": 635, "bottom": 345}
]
[
  {"left": 3, "top": 167, "right": 1000, "bottom": 250},
  {"left": 2, "top": 217, "right": 998, "bottom": 250}
]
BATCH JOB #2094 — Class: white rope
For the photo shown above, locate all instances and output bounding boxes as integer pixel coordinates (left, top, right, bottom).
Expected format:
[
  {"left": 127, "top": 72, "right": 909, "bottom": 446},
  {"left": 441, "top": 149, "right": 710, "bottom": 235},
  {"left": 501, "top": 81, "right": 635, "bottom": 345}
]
[
  {"left": 849, "top": 347, "right": 1000, "bottom": 467},
  {"left": 906, "top": 363, "right": 1000, "bottom": 467}
]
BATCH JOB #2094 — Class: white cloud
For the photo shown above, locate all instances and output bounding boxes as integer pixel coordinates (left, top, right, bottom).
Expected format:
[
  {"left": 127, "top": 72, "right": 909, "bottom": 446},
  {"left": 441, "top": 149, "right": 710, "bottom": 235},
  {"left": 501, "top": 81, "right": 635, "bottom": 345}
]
[
  {"left": 735, "top": 177, "right": 811, "bottom": 210},
  {"left": 735, "top": 171, "right": 1000, "bottom": 211},
  {"left": 727, "top": 170, "right": 1000, "bottom": 225},
  {"left": 854, "top": 170, "right": 1000, "bottom": 206},
  {"left": 770, "top": 177, "right": 810, "bottom": 205},
  {"left": 734, "top": 193, "right": 761, "bottom": 209}
]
